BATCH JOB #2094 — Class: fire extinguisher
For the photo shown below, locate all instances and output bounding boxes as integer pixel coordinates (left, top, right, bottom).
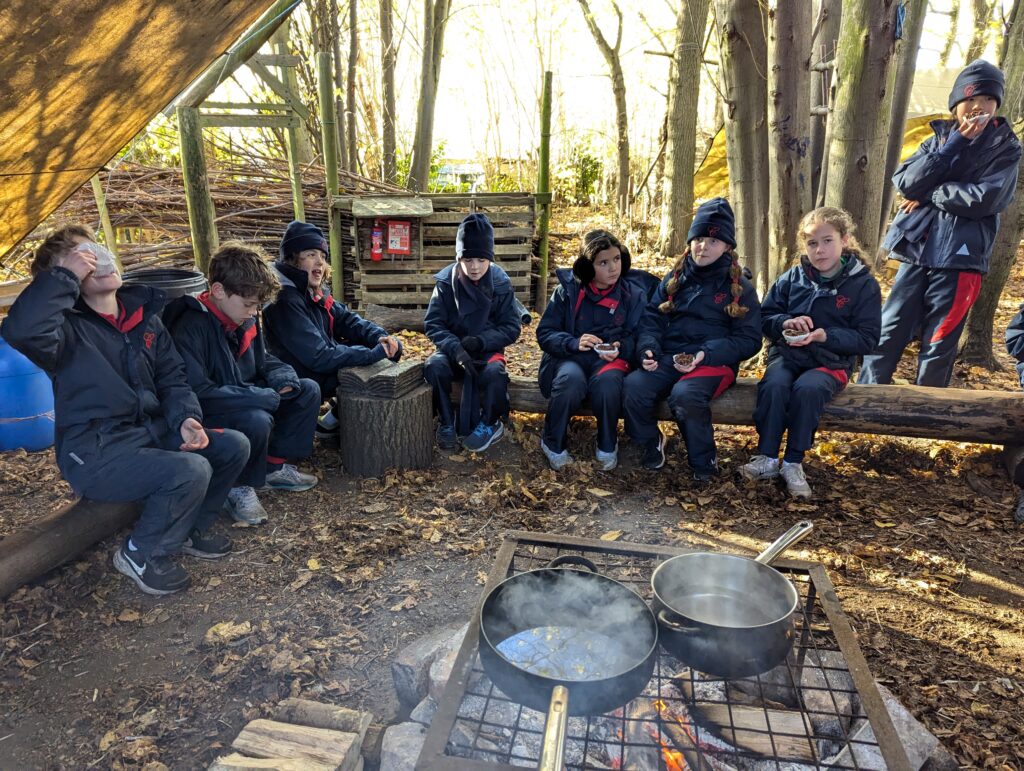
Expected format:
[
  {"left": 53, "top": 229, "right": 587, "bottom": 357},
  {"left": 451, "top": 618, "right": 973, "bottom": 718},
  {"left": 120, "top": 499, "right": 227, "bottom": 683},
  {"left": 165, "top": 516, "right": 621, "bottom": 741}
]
[{"left": 370, "top": 220, "right": 384, "bottom": 262}]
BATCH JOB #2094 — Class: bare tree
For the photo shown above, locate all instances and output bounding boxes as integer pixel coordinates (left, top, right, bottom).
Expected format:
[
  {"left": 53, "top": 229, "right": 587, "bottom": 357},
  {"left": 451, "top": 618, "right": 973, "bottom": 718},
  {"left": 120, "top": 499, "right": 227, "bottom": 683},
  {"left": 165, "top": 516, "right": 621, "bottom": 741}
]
[
  {"left": 407, "top": 0, "right": 451, "bottom": 191},
  {"left": 380, "top": 0, "right": 398, "bottom": 183},
  {"left": 658, "top": 0, "right": 711, "bottom": 255},
  {"left": 966, "top": 0, "right": 995, "bottom": 61},
  {"left": 809, "top": 0, "right": 841, "bottom": 205},
  {"left": 939, "top": 1, "right": 961, "bottom": 66},
  {"left": 577, "top": 0, "right": 631, "bottom": 215},
  {"left": 713, "top": 0, "right": 769, "bottom": 291},
  {"left": 347, "top": 0, "right": 359, "bottom": 172}
]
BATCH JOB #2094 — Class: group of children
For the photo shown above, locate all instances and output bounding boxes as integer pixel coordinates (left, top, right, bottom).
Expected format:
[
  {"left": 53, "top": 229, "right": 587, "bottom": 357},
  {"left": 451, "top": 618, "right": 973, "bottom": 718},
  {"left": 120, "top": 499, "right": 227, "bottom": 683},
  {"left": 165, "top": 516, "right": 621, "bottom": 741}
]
[{"left": 2, "top": 58, "right": 1021, "bottom": 596}]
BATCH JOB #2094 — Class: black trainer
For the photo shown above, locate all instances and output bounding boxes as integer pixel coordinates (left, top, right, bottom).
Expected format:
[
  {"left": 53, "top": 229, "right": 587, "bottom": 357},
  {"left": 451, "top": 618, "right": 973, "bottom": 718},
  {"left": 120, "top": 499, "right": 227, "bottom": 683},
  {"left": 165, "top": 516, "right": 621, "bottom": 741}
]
[
  {"left": 693, "top": 467, "right": 720, "bottom": 485},
  {"left": 181, "top": 529, "right": 233, "bottom": 559},
  {"left": 641, "top": 431, "right": 666, "bottom": 470},
  {"left": 113, "top": 543, "right": 190, "bottom": 596},
  {"left": 436, "top": 423, "right": 457, "bottom": 450}
]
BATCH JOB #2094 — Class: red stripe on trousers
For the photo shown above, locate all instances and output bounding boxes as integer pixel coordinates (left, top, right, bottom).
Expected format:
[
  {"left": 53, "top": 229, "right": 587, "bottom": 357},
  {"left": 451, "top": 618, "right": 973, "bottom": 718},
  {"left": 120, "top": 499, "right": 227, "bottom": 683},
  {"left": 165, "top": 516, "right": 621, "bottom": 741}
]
[
  {"left": 266, "top": 455, "right": 286, "bottom": 465},
  {"left": 814, "top": 367, "right": 849, "bottom": 387},
  {"left": 678, "top": 365, "right": 736, "bottom": 398},
  {"left": 597, "top": 359, "right": 630, "bottom": 376},
  {"left": 487, "top": 353, "right": 507, "bottom": 365},
  {"left": 930, "top": 271, "right": 982, "bottom": 343}
]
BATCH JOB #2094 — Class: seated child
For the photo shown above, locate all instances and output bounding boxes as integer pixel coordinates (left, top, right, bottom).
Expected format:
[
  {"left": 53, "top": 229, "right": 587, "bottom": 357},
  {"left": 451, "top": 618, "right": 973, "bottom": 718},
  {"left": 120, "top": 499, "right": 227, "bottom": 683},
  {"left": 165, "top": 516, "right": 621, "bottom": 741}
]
[
  {"left": 623, "top": 198, "right": 762, "bottom": 481},
  {"left": 1004, "top": 305, "right": 1024, "bottom": 523},
  {"left": 263, "top": 221, "right": 402, "bottom": 438},
  {"left": 1, "top": 225, "right": 249, "bottom": 596},
  {"left": 165, "top": 242, "right": 320, "bottom": 525},
  {"left": 536, "top": 229, "right": 647, "bottom": 471},
  {"left": 740, "top": 207, "right": 881, "bottom": 498},
  {"left": 423, "top": 213, "right": 523, "bottom": 453}
]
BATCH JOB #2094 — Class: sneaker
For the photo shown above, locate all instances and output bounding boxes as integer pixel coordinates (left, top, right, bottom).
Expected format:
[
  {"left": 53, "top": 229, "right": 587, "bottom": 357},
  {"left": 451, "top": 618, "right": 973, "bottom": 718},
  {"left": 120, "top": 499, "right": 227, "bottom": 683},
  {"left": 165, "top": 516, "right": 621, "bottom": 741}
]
[
  {"left": 595, "top": 444, "right": 618, "bottom": 472},
  {"left": 316, "top": 404, "right": 339, "bottom": 440},
  {"left": 225, "top": 486, "right": 269, "bottom": 525},
  {"left": 1014, "top": 492, "right": 1024, "bottom": 524},
  {"left": 436, "top": 423, "right": 457, "bottom": 450},
  {"left": 641, "top": 431, "right": 666, "bottom": 471},
  {"left": 693, "top": 466, "right": 720, "bottom": 485},
  {"left": 462, "top": 420, "right": 505, "bottom": 453},
  {"left": 263, "top": 464, "right": 319, "bottom": 492},
  {"left": 740, "top": 454, "right": 781, "bottom": 481},
  {"left": 541, "top": 438, "right": 573, "bottom": 470},
  {"left": 113, "top": 543, "right": 190, "bottom": 596},
  {"left": 181, "top": 528, "right": 232, "bottom": 560},
  {"left": 781, "top": 461, "right": 812, "bottom": 499}
]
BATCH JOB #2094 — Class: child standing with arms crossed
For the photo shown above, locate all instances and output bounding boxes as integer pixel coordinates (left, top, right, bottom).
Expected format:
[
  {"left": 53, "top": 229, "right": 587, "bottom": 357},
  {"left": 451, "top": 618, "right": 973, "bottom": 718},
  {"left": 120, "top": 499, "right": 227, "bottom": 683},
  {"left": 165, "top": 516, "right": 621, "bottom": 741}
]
[
  {"left": 740, "top": 208, "right": 882, "bottom": 498},
  {"left": 623, "top": 198, "right": 761, "bottom": 481}
]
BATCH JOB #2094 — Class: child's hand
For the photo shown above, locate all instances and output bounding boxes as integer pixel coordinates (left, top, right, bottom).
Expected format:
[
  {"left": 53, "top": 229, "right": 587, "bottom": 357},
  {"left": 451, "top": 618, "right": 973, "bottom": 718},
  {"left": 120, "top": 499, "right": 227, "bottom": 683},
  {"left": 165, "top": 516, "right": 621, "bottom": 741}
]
[
  {"left": 782, "top": 316, "right": 814, "bottom": 334},
  {"left": 379, "top": 336, "right": 401, "bottom": 358},
  {"left": 278, "top": 386, "right": 294, "bottom": 394},
  {"left": 674, "top": 350, "right": 705, "bottom": 373},
  {"left": 788, "top": 328, "right": 827, "bottom": 347},
  {"left": 578, "top": 334, "right": 602, "bottom": 351},
  {"left": 57, "top": 247, "right": 97, "bottom": 281},
  {"left": 641, "top": 350, "right": 658, "bottom": 372},
  {"left": 898, "top": 198, "right": 921, "bottom": 214},
  {"left": 598, "top": 342, "right": 620, "bottom": 362},
  {"left": 179, "top": 418, "right": 210, "bottom": 451},
  {"left": 958, "top": 113, "right": 989, "bottom": 140}
]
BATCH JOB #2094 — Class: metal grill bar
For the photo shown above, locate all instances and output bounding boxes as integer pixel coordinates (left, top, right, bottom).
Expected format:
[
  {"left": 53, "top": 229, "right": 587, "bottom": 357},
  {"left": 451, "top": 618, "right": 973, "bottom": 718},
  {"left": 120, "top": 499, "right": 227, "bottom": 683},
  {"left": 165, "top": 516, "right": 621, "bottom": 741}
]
[{"left": 417, "top": 531, "right": 912, "bottom": 771}]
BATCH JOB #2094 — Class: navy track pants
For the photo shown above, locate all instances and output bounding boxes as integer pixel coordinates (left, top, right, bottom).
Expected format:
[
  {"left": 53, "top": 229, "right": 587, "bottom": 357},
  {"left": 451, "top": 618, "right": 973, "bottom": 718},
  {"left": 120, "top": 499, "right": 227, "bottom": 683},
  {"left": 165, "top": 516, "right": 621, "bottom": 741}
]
[
  {"left": 423, "top": 351, "right": 510, "bottom": 435},
  {"left": 542, "top": 358, "right": 628, "bottom": 453}
]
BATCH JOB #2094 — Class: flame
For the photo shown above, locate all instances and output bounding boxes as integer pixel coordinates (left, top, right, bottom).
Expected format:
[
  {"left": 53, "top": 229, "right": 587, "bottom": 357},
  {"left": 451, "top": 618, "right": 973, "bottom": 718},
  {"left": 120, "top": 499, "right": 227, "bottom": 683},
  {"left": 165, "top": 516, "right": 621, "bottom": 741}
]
[{"left": 655, "top": 734, "right": 687, "bottom": 771}]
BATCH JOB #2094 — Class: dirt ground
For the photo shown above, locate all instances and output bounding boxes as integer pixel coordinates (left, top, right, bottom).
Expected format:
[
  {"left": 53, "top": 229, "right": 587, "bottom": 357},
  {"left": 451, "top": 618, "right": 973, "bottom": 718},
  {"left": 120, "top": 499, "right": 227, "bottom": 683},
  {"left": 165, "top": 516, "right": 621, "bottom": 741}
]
[{"left": 2, "top": 219, "right": 1024, "bottom": 769}]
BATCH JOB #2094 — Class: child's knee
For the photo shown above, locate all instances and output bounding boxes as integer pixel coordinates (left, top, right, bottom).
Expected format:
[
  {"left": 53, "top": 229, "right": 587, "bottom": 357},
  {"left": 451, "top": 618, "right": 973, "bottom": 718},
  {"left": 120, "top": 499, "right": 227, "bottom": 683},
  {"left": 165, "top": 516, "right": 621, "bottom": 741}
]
[{"left": 207, "top": 428, "right": 251, "bottom": 469}]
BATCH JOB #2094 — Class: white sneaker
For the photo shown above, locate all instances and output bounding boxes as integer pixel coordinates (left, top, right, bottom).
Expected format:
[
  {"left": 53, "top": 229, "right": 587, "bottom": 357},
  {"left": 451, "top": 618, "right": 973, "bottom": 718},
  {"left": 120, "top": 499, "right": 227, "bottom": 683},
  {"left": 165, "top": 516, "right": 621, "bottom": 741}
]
[
  {"left": 225, "top": 486, "right": 269, "bottom": 525},
  {"left": 740, "top": 454, "right": 781, "bottom": 481},
  {"left": 540, "top": 438, "right": 573, "bottom": 470},
  {"left": 263, "top": 464, "right": 319, "bottom": 492},
  {"left": 595, "top": 444, "right": 618, "bottom": 471},
  {"left": 780, "top": 462, "right": 812, "bottom": 499}
]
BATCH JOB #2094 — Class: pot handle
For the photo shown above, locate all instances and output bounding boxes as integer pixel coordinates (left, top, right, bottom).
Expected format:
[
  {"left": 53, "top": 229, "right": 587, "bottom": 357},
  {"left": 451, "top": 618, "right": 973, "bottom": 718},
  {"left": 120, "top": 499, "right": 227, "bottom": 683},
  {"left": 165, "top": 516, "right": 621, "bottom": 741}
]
[
  {"left": 539, "top": 685, "right": 569, "bottom": 771},
  {"left": 754, "top": 520, "right": 814, "bottom": 566},
  {"left": 657, "top": 609, "right": 700, "bottom": 634},
  {"left": 547, "top": 554, "right": 599, "bottom": 572}
]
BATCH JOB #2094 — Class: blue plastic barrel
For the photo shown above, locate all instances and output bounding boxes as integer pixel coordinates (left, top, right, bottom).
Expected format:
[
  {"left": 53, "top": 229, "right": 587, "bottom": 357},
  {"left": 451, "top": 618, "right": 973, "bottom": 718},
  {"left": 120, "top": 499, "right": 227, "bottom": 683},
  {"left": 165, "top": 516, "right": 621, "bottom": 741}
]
[{"left": 0, "top": 332, "right": 55, "bottom": 451}]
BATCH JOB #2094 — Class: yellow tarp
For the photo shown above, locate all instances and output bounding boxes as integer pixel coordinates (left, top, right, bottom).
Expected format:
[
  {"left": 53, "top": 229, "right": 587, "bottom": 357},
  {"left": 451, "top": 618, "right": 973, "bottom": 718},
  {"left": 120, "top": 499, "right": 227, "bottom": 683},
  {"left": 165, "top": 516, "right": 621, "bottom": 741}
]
[
  {"left": 0, "top": 1, "right": 276, "bottom": 259},
  {"left": 693, "top": 114, "right": 945, "bottom": 201}
]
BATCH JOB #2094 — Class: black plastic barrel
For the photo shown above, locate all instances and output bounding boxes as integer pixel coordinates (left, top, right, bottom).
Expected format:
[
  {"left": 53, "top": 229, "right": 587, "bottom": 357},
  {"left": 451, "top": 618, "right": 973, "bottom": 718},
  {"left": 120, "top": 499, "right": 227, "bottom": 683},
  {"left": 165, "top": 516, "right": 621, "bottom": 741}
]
[{"left": 122, "top": 268, "right": 208, "bottom": 299}]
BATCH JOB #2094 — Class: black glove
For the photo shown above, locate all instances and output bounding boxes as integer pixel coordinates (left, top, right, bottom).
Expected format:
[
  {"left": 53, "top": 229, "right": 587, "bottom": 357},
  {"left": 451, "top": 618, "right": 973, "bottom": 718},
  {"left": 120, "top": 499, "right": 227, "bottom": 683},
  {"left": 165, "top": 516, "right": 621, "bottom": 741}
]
[
  {"left": 461, "top": 335, "right": 483, "bottom": 355},
  {"left": 455, "top": 347, "right": 475, "bottom": 377}
]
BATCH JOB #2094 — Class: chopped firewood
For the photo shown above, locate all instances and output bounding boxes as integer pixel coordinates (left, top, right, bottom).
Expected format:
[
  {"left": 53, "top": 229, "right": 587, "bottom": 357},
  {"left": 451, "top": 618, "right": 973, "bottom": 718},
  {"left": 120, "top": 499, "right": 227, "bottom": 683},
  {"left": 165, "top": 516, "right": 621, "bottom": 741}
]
[{"left": 231, "top": 719, "right": 361, "bottom": 771}]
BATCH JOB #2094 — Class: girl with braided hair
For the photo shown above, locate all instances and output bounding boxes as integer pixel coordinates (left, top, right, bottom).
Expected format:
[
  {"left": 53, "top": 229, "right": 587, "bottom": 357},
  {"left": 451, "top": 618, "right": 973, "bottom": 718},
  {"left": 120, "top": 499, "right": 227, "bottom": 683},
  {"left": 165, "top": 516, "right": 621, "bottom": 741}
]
[{"left": 623, "top": 198, "right": 762, "bottom": 481}]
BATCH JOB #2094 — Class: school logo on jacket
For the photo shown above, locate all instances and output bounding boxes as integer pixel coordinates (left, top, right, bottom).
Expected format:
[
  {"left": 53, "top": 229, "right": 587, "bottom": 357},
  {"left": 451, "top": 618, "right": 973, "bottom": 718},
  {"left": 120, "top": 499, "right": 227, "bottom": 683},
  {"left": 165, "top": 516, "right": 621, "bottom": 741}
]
[
  {"left": 835, "top": 295, "right": 850, "bottom": 310},
  {"left": 143, "top": 331, "right": 156, "bottom": 350},
  {"left": 714, "top": 292, "right": 727, "bottom": 305}
]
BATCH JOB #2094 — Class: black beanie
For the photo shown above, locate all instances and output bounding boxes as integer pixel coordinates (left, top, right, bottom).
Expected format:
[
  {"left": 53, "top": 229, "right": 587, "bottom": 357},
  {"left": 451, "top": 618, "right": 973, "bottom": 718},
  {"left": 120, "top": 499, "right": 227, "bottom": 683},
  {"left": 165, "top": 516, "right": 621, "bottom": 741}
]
[
  {"left": 456, "top": 213, "right": 495, "bottom": 261},
  {"left": 572, "top": 234, "right": 631, "bottom": 284},
  {"left": 687, "top": 197, "right": 737, "bottom": 248},
  {"left": 948, "top": 59, "right": 1004, "bottom": 111},
  {"left": 280, "top": 220, "right": 329, "bottom": 260}
]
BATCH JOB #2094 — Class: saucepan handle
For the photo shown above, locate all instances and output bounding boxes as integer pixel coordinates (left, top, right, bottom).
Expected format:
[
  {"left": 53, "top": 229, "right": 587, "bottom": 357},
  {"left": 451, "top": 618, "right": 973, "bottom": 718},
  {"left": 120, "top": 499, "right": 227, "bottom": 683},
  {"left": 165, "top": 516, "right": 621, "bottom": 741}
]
[
  {"left": 547, "top": 554, "right": 599, "bottom": 572},
  {"left": 754, "top": 520, "right": 814, "bottom": 566},
  {"left": 657, "top": 609, "right": 700, "bottom": 634},
  {"left": 539, "top": 685, "right": 569, "bottom": 771}
]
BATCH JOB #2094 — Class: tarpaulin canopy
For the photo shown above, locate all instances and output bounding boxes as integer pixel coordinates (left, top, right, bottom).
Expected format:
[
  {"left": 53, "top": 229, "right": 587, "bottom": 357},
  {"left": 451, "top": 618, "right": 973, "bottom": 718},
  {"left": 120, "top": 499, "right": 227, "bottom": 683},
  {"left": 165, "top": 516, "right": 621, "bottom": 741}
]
[{"left": 0, "top": 0, "right": 278, "bottom": 259}]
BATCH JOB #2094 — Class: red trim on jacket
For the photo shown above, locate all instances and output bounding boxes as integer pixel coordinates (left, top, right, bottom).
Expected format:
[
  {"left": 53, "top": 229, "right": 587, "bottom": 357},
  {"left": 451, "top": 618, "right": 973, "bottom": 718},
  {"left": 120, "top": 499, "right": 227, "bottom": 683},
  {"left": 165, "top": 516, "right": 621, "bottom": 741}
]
[
  {"left": 929, "top": 271, "right": 982, "bottom": 343},
  {"left": 97, "top": 301, "right": 144, "bottom": 333},
  {"left": 487, "top": 353, "right": 507, "bottom": 365},
  {"left": 597, "top": 358, "right": 630, "bottom": 376},
  {"left": 678, "top": 364, "right": 736, "bottom": 398},
  {"left": 312, "top": 290, "right": 336, "bottom": 337},
  {"left": 198, "top": 291, "right": 258, "bottom": 358}
]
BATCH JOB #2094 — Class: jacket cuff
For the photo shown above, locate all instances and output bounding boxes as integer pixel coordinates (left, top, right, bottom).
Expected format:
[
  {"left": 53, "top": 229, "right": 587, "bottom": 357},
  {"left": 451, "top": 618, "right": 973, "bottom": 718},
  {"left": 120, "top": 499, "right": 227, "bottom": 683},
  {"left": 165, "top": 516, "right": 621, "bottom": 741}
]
[{"left": 938, "top": 130, "right": 966, "bottom": 158}]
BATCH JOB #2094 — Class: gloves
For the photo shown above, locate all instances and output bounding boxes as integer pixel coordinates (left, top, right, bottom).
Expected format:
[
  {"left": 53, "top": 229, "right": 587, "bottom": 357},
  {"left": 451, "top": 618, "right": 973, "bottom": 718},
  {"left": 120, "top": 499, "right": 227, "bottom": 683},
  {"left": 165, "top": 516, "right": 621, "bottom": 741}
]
[
  {"left": 455, "top": 347, "right": 475, "bottom": 377},
  {"left": 461, "top": 336, "right": 483, "bottom": 355}
]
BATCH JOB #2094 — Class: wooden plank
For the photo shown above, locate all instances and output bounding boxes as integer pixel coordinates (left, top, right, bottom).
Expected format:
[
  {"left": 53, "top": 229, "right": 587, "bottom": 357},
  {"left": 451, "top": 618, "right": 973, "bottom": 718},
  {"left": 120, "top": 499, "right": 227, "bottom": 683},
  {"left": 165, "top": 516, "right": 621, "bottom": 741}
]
[
  {"left": 421, "top": 244, "right": 533, "bottom": 258},
  {"left": 202, "top": 102, "right": 292, "bottom": 112},
  {"left": 694, "top": 703, "right": 815, "bottom": 760},
  {"left": 425, "top": 210, "right": 534, "bottom": 224},
  {"left": 248, "top": 59, "right": 311, "bottom": 121},
  {"left": 232, "top": 719, "right": 359, "bottom": 770},
  {"left": 423, "top": 225, "right": 532, "bottom": 240},
  {"left": 357, "top": 260, "right": 532, "bottom": 274},
  {"left": 427, "top": 193, "right": 535, "bottom": 206},
  {"left": 0, "top": 278, "right": 31, "bottom": 309},
  {"left": 209, "top": 754, "right": 332, "bottom": 771},
  {"left": 355, "top": 272, "right": 531, "bottom": 288},
  {"left": 273, "top": 699, "right": 371, "bottom": 742},
  {"left": 349, "top": 196, "right": 433, "bottom": 218},
  {"left": 200, "top": 114, "right": 299, "bottom": 129},
  {"left": 251, "top": 53, "right": 302, "bottom": 68},
  {"left": 355, "top": 290, "right": 435, "bottom": 305}
]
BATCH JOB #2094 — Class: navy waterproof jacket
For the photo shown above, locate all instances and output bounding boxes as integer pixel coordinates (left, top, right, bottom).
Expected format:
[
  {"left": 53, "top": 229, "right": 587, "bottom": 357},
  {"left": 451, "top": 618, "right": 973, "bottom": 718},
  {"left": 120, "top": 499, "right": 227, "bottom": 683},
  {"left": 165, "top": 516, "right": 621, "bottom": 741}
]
[
  {"left": 1004, "top": 304, "right": 1024, "bottom": 387},
  {"left": 263, "top": 261, "right": 395, "bottom": 382},
  {"left": 423, "top": 262, "right": 522, "bottom": 360},
  {"left": 636, "top": 255, "right": 762, "bottom": 368},
  {"left": 761, "top": 255, "right": 882, "bottom": 373},
  {"left": 536, "top": 268, "right": 650, "bottom": 397},
  {"left": 882, "top": 117, "right": 1021, "bottom": 273},
  {"left": 164, "top": 294, "right": 301, "bottom": 416},
  {"left": 1, "top": 268, "right": 202, "bottom": 480}
]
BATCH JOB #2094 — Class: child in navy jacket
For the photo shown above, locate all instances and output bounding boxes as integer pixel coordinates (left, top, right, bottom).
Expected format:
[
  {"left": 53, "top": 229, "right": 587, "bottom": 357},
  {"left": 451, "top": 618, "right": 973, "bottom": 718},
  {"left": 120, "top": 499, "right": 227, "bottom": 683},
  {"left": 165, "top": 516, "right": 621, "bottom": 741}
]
[
  {"left": 741, "top": 208, "right": 882, "bottom": 498},
  {"left": 263, "top": 221, "right": 402, "bottom": 438},
  {"left": 1, "top": 226, "right": 248, "bottom": 596},
  {"left": 423, "top": 213, "right": 522, "bottom": 453},
  {"left": 1004, "top": 306, "right": 1024, "bottom": 523},
  {"left": 623, "top": 198, "right": 762, "bottom": 481},
  {"left": 536, "top": 230, "right": 648, "bottom": 471},
  {"left": 860, "top": 60, "right": 1022, "bottom": 387},
  {"left": 166, "top": 242, "right": 320, "bottom": 525}
]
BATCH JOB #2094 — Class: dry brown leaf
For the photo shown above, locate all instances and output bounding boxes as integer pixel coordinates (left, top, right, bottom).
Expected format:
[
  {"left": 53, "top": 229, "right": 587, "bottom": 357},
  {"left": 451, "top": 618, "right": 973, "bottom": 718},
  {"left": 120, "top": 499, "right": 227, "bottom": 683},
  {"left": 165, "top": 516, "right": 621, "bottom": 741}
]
[
  {"left": 873, "top": 520, "right": 897, "bottom": 528},
  {"left": 588, "top": 487, "right": 613, "bottom": 498},
  {"left": 307, "top": 558, "right": 322, "bottom": 571},
  {"left": 118, "top": 609, "right": 141, "bottom": 623},
  {"left": 600, "top": 530, "right": 624, "bottom": 541},
  {"left": 289, "top": 572, "right": 315, "bottom": 591},
  {"left": 99, "top": 730, "right": 118, "bottom": 751},
  {"left": 203, "top": 620, "right": 252, "bottom": 646},
  {"left": 389, "top": 595, "right": 419, "bottom": 612}
]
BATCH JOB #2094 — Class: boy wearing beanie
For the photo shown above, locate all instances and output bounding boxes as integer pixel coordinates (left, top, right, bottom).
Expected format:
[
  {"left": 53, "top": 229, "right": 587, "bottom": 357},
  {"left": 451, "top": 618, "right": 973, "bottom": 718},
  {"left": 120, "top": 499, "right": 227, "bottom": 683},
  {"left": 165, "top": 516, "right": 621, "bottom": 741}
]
[
  {"left": 860, "top": 59, "right": 1022, "bottom": 387},
  {"left": 263, "top": 221, "right": 403, "bottom": 438},
  {"left": 423, "top": 213, "right": 522, "bottom": 452}
]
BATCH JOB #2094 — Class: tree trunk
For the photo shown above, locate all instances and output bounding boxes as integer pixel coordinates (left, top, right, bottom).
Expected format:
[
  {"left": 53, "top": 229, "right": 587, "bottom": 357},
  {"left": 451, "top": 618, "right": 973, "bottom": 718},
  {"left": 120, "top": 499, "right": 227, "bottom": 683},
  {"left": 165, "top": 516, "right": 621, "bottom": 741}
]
[
  {"left": 331, "top": 0, "right": 348, "bottom": 171},
  {"left": 877, "top": 0, "right": 928, "bottom": 250},
  {"left": 346, "top": 0, "right": 359, "bottom": 172},
  {"left": 714, "top": 0, "right": 770, "bottom": 292},
  {"left": 577, "top": 0, "right": 630, "bottom": 216},
  {"left": 337, "top": 385, "right": 433, "bottom": 475},
  {"left": 822, "top": 0, "right": 899, "bottom": 259},
  {"left": 939, "top": 2, "right": 961, "bottom": 66},
  {"left": 658, "top": 0, "right": 711, "bottom": 256},
  {"left": 379, "top": 0, "right": 397, "bottom": 184},
  {"left": 767, "top": 0, "right": 812, "bottom": 283},
  {"left": 809, "top": 0, "right": 842, "bottom": 206},
  {"left": 958, "top": 3, "right": 1024, "bottom": 368},
  {"left": 407, "top": 0, "right": 451, "bottom": 191},
  {"left": 273, "top": 22, "right": 316, "bottom": 165},
  {"left": 966, "top": 0, "right": 994, "bottom": 61}
]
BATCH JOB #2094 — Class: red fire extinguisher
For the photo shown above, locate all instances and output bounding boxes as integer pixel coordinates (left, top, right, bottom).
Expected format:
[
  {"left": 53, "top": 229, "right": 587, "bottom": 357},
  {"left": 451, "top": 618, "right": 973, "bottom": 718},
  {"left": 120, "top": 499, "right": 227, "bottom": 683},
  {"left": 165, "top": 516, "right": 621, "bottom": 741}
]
[{"left": 370, "top": 220, "right": 384, "bottom": 262}]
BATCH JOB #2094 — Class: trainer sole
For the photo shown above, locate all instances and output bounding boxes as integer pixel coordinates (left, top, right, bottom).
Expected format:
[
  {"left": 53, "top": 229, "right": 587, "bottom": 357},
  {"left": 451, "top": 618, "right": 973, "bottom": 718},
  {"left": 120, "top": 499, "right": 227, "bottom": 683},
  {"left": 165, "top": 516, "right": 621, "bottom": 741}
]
[
  {"left": 463, "top": 423, "right": 505, "bottom": 453},
  {"left": 261, "top": 478, "right": 319, "bottom": 493},
  {"left": 739, "top": 467, "right": 781, "bottom": 481},
  {"left": 113, "top": 550, "right": 187, "bottom": 596},
  {"left": 181, "top": 544, "right": 231, "bottom": 560}
]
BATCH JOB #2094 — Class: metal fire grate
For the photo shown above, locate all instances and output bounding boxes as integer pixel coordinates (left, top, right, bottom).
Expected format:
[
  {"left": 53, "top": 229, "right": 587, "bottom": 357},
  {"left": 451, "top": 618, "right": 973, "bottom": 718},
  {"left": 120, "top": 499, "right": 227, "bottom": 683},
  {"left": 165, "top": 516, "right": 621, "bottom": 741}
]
[{"left": 417, "top": 531, "right": 912, "bottom": 771}]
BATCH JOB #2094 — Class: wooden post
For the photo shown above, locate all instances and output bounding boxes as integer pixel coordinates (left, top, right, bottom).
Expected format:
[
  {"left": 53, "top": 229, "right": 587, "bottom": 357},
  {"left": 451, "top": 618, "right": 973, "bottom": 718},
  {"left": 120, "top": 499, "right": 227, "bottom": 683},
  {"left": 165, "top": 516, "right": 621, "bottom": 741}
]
[
  {"left": 177, "top": 105, "right": 219, "bottom": 272},
  {"left": 317, "top": 51, "right": 343, "bottom": 297},
  {"left": 273, "top": 25, "right": 307, "bottom": 220},
  {"left": 534, "top": 70, "right": 553, "bottom": 312},
  {"left": 89, "top": 173, "right": 122, "bottom": 271}
]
